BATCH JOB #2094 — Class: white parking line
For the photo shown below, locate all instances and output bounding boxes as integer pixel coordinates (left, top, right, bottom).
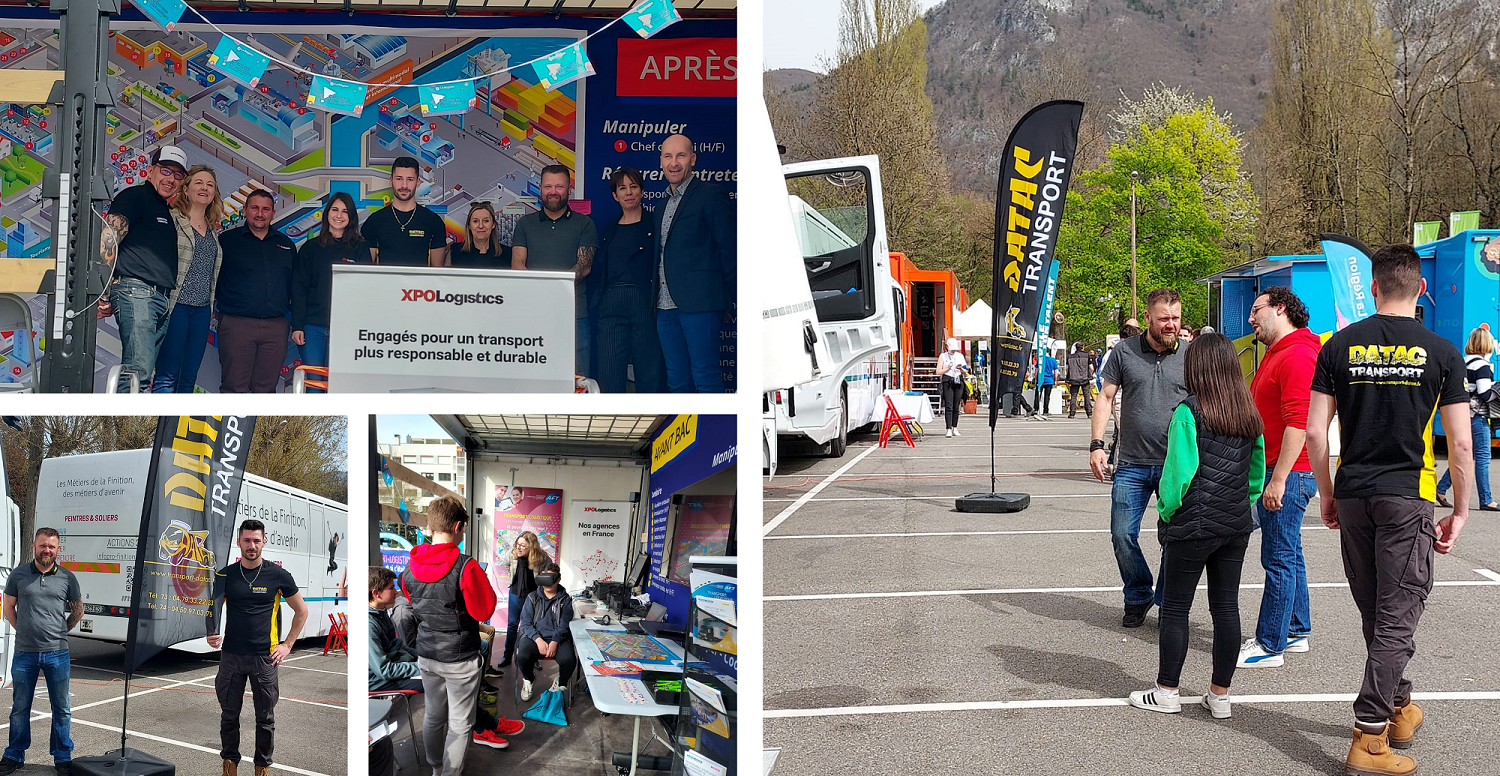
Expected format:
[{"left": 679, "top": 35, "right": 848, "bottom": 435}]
[
  {"left": 66, "top": 717, "right": 333, "bottom": 776},
  {"left": 767, "top": 525, "right": 1335, "bottom": 540},
  {"left": 764, "top": 494, "right": 1109, "bottom": 503},
  {"left": 764, "top": 690, "right": 1500, "bottom": 719},
  {"left": 766, "top": 569, "right": 1500, "bottom": 601},
  {"left": 763, "top": 445, "right": 879, "bottom": 535}
]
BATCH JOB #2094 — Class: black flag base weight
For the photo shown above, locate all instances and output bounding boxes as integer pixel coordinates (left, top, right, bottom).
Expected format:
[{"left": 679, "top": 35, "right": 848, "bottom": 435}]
[
  {"left": 955, "top": 492, "right": 1030, "bottom": 513},
  {"left": 71, "top": 748, "right": 175, "bottom": 775}
]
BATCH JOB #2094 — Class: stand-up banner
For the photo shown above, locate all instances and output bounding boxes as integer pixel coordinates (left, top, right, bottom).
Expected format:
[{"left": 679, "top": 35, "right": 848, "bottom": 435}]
[
  {"left": 1320, "top": 234, "right": 1374, "bottom": 331},
  {"left": 989, "top": 100, "right": 1084, "bottom": 426},
  {"left": 125, "top": 415, "right": 257, "bottom": 672},
  {"left": 562, "top": 500, "right": 632, "bottom": 592}
]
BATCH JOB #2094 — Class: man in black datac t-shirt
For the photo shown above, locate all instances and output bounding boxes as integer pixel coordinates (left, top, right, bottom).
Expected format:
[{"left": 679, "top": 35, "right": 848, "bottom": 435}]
[
  {"left": 208, "top": 520, "right": 308, "bottom": 774},
  {"left": 364, "top": 156, "right": 447, "bottom": 267},
  {"left": 1312, "top": 315, "right": 1469, "bottom": 500},
  {"left": 1305, "top": 244, "right": 1473, "bottom": 774}
]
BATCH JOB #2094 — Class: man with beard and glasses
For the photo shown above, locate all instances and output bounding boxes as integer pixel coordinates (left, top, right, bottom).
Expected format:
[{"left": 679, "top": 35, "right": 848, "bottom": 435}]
[
  {"left": 512, "top": 165, "right": 599, "bottom": 378},
  {"left": 1090, "top": 288, "right": 1188, "bottom": 628},
  {"left": 363, "top": 156, "right": 447, "bottom": 267},
  {"left": 0, "top": 528, "right": 83, "bottom": 775},
  {"left": 209, "top": 520, "right": 308, "bottom": 776},
  {"left": 1238, "top": 286, "right": 1322, "bottom": 669}
]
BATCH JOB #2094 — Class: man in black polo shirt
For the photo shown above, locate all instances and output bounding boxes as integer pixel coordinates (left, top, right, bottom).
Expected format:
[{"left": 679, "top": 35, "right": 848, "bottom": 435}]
[
  {"left": 511, "top": 165, "right": 598, "bottom": 377},
  {"left": 96, "top": 144, "right": 188, "bottom": 392},
  {"left": 209, "top": 520, "right": 307, "bottom": 776},
  {"left": 363, "top": 156, "right": 447, "bottom": 267},
  {"left": 1307, "top": 245, "right": 1471, "bottom": 775},
  {"left": 0, "top": 528, "right": 83, "bottom": 775},
  {"left": 215, "top": 190, "right": 296, "bottom": 393}
]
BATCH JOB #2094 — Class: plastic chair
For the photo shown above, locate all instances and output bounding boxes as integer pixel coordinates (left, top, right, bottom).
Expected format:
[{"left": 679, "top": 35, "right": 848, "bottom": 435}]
[
  {"left": 323, "top": 612, "right": 348, "bottom": 655},
  {"left": 878, "top": 395, "right": 917, "bottom": 448},
  {"left": 292, "top": 364, "right": 329, "bottom": 393},
  {"left": 515, "top": 653, "right": 576, "bottom": 709}
]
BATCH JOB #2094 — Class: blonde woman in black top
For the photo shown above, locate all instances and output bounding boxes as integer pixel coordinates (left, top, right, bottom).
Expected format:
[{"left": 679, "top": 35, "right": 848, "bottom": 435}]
[{"left": 449, "top": 201, "right": 510, "bottom": 268}]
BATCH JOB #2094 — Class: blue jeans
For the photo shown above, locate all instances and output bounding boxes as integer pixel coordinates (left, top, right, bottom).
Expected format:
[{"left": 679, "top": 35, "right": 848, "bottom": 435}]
[
  {"left": 151, "top": 302, "right": 211, "bottom": 393},
  {"left": 110, "top": 278, "right": 171, "bottom": 393},
  {"left": 1438, "top": 414, "right": 1494, "bottom": 504},
  {"left": 500, "top": 591, "right": 523, "bottom": 665},
  {"left": 1253, "top": 469, "right": 1317, "bottom": 653},
  {"left": 5, "top": 650, "right": 73, "bottom": 763},
  {"left": 298, "top": 324, "right": 330, "bottom": 394},
  {"left": 657, "top": 308, "right": 725, "bottom": 393},
  {"left": 1111, "top": 462, "right": 1163, "bottom": 607},
  {"left": 576, "top": 316, "right": 592, "bottom": 379}
]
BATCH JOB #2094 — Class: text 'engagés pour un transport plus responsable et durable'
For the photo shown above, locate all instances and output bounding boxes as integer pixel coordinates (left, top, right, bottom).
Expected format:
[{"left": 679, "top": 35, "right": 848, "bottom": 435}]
[{"left": 355, "top": 329, "right": 550, "bottom": 364}]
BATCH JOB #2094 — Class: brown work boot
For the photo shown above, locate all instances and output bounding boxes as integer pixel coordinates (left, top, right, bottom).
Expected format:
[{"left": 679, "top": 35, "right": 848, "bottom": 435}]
[
  {"left": 222, "top": 761, "right": 238, "bottom": 776},
  {"left": 1345, "top": 726, "right": 1418, "bottom": 776},
  {"left": 1388, "top": 701, "right": 1424, "bottom": 749},
  {"left": 254, "top": 767, "right": 270, "bottom": 776}
]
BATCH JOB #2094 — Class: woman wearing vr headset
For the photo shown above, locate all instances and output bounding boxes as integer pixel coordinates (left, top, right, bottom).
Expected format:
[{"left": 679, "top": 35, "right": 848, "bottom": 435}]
[{"left": 515, "top": 561, "right": 576, "bottom": 702}]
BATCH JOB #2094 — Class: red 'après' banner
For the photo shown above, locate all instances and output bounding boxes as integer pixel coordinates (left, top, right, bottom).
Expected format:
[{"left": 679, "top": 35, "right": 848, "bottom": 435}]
[{"left": 616, "top": 38, "right": 736, "bottom": 98}]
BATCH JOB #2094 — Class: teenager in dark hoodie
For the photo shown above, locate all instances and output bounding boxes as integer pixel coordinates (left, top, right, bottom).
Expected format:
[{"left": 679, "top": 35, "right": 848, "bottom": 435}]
[
  {"left": 400, "top": 496, "right": 503, "bottom": 767},
  {"left": 516, "top": 560, "right": 577, "bottom": 701},
  {"left": 369, "top": 567, "right": 421, "bottom": 692}
]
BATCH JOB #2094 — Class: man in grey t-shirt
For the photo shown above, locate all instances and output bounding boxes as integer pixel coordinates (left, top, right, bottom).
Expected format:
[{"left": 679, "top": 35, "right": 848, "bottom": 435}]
[
  {"left": 512, "top": 165, "right": 599, "bottom": 378},
  {"left": 1090, "top": 288, "right": 1187, "bottom": 628},
  {"left": 1, "top": 528, "right": 84, "bottom": 774}
]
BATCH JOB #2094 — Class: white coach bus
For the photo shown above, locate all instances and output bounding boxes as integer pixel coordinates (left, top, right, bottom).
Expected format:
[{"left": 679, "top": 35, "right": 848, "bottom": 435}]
[{"left": 34, "top": 449, "right": 349, "bottom": 652}]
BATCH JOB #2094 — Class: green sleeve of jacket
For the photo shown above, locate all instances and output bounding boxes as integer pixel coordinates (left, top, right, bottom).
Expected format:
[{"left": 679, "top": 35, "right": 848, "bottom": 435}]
[
  {"left": 1248, "top": 435, "right": 1266, "bottom": 506},
  {"left": 1157, "top": 403, "right": 1199, "bottom": 524}
]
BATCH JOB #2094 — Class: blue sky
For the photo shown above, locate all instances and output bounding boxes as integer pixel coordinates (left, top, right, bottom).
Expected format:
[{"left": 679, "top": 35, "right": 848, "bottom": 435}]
[
  {"left": 377, "top": 415, "right": 449, "bottom": 445},
  {"left": 765, "top": 0, "right": 946, "bottom": 73}
]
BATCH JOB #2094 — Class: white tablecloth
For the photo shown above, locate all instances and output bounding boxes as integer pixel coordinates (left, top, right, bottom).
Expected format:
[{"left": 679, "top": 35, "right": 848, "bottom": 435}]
[{"left": 883, "top": 390, "right": 936, "bottom": 424}]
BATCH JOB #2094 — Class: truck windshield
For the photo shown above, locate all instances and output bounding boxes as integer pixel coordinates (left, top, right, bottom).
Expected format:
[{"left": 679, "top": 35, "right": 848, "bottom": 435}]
[{"left": 786, "top": 168, "right": 875, "bottom": 323}]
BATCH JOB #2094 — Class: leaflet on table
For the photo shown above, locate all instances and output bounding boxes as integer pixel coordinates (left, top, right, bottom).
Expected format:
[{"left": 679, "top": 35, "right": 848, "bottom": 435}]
[
  {"left": 684, "top": 750, "right": 728, "bottom": 776},
  {"left": 689, "top": 570, "right": 737, "bottom": 626},
  {"left": 686, "top": 676, "right": 727, "bottom": 714},
  {"left": 590, "top": 660, "right": 641, "bottom": 677},
  {"left": 615, "top": 677, "right": 651, "bottom": 705}
]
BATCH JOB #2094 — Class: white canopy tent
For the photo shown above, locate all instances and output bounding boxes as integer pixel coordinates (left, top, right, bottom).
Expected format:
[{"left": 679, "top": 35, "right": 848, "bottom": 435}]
[{"left": 952, "top": 299, "right": 992, "bottom": 339}]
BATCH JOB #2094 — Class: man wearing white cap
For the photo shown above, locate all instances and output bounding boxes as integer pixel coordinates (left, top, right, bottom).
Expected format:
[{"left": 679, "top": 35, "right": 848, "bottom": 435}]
[{"left": 96, "top": 145, "right": 189, "bottom": 392}]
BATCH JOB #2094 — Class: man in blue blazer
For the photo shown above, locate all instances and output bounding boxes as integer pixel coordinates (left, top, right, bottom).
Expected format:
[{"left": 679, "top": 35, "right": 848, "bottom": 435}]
[{"left": 653, "top": 134, "right": 736, "bottom": 392}]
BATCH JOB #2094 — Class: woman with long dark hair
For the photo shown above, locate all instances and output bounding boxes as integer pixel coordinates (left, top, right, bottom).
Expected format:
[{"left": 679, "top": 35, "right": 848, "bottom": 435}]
[
  {"left": 1129, "top": 333, "right": 1265, "bottom": 719},
  {"left": 291, "top": 192, "right": 367, "bottom": 391}
]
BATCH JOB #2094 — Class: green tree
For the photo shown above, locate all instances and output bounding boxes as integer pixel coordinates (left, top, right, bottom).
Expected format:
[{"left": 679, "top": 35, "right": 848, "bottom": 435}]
[{"left": 1056, "top": 98, "right": 1255, "bottom": 346}]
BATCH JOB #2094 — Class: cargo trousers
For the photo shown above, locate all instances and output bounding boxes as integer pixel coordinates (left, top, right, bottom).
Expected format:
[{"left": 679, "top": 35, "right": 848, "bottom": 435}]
[{"left": 1337, "top": 495, "right": 1436, "bottom": 722}]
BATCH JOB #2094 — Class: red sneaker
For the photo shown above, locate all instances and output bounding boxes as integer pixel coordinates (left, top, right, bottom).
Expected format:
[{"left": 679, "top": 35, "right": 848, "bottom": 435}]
[
  {"left": 471, "top": 729, "right": 509, "bottom": 749},
  {"left": 494, "top": 717, "right": 525, "bottom": 736}
]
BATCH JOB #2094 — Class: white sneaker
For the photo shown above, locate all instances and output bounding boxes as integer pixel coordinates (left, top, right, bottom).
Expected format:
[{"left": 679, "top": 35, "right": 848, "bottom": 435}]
[
  {"left": 946, "top": 429, "right": 953, "bottom": 438},
  {"left": 953, "top": 429, "right": 961, "bottom": 437},
  {"left": 520, "top": 679, "right": 533, "bottom": 701},
  {"left": 1284, "top": 634, "right": 1310, "bottom": 653},
  {"left": 1128, "top": 686, "right": 1181, "bottom": 714},
  {"left": 1236, "top": 638, "right": 1285, "bottom": 668},
  {"left": 1201, "top": 691, "right": 1232, "bottom": 719}
]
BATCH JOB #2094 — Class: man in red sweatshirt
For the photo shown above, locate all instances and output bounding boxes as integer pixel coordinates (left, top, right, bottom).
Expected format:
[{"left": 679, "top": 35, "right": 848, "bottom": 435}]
[
  {"left": 401, "top": 496, "right": 498, "bottom": 774},
  {"left": 1239, "top": 286, "right": 1322, "bottom": 669}
]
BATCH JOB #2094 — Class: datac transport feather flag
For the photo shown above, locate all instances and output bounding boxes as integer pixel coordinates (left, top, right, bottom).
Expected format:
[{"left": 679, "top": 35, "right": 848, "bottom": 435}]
[
  {"left": 125, "top": 416, "right": 257, "bottom": 672},
  {"left": 989, "top": 100, "right": 1084, "bottom": 426}
]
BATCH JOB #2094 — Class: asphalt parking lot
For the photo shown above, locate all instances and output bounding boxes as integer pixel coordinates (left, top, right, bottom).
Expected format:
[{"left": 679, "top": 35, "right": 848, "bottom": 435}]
[
  {"left": 762, "top": 415, "right": 1500, "bottom": 775},
  {"left": 4, "top": 637, "right": 346, "bottom": 775}
]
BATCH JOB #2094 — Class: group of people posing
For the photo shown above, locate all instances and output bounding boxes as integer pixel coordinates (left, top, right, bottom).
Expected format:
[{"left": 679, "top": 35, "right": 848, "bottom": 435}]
[
  {"left": 368, "top": 498, "right": 575, "bottom": 773},
  {"left": 1, "top": 521, "right": 308, "bottom": 776},
  {"left": 1085, "top": 247, "right": 1489, "bottom": 776},
  {"left": 98, "top": 133, "right": 735, "bottom": 394}
]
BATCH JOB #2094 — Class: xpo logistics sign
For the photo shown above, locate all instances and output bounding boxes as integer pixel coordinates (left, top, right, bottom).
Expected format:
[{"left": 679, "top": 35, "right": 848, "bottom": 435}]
[{"left": 616, "top": 38, "right": 736, "bottom": 98}]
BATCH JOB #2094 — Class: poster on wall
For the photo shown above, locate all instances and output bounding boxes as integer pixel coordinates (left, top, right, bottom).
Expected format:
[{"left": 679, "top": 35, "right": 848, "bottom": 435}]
[
  {"left": 0, "top": 12, "right": 734, "bottom": 390},
  {"left": 491, "top": 485, "right": 563, "bottom": 623},
  {"left": 668, "top": 494, "right": 734, "bottom": 585},
  {"left": 562, "top": 499, "right": 632, "bottom": 592}
]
